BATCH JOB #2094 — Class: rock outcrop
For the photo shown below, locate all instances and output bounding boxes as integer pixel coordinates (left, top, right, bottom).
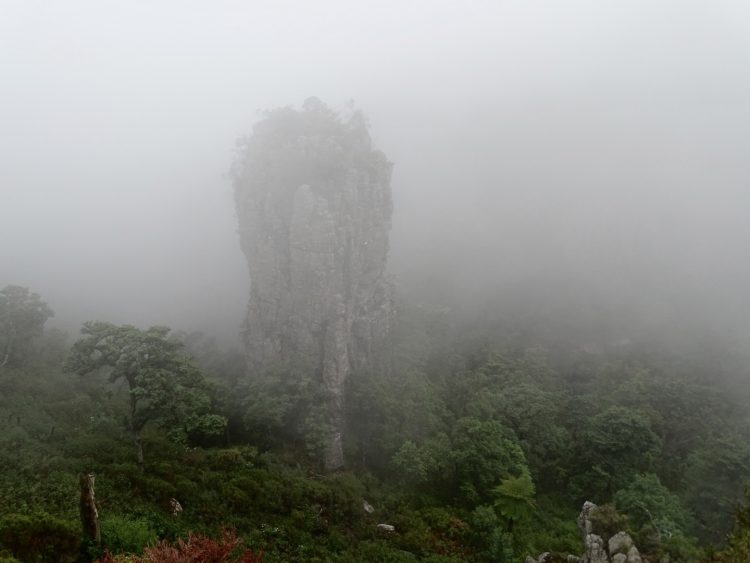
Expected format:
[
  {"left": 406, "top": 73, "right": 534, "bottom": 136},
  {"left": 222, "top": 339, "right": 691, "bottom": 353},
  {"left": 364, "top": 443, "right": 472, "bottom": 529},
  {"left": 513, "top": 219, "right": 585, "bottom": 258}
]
[
  {"left": 580, "top": 501, "right": 609, "bottom": 563},
  {"left": 527, "top": 502, "right": 646, "bottom": 563},
  {"left": 233, "top": 98, "right": 394, "bottom": 470}
]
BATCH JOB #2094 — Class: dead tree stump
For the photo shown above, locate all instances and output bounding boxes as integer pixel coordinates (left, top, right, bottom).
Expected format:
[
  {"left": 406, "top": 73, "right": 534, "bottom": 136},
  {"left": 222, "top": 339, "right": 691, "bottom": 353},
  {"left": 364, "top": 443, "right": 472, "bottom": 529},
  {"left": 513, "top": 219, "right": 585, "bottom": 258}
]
[{"left": 79, "top": 473, "right": 100, "bottom": 545}]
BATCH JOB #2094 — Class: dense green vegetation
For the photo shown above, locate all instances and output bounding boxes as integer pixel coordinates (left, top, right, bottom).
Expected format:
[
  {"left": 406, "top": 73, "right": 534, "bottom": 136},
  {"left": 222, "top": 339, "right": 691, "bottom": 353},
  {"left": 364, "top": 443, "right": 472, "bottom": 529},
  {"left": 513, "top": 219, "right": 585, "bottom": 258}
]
[{"left": 1, "top": 285, "right": 750, "bottom": 562}]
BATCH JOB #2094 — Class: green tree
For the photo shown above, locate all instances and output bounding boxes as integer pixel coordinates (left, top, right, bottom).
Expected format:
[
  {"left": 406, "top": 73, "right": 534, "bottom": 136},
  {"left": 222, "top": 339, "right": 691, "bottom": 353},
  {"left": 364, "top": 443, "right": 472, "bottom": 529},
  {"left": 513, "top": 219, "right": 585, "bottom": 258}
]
[
  {"left": 578, "top": 406, "right": 662, "bottom": 499},
  {"left": 65, "top": 322, "right": 226, "bottom": 466},
  {"left": 239, "top": 361, "right": 321, "bottom": 455},
  {"left": 493, "top": 470, "right": 536, "bottom": 532},
  {"left": 683, "top": 435, "right": 750, "bottom": 542},
  {"left": 391, "top": 417, "right": 528, "bottom": 505},
  {"left": 714, "top": 488, "right": 750, "bottom": 562},
  {"left": 0, "top": 512, "right": 79, "bottom": 562},
  {"left": 0, "top": 285, "right": 54, "bottom": 368},
  {"left": 392, "top": 433, "right": 452, "bottom": 486},
  {"left": 347, "top": 367, "right": 450, "bottom": 472},
  {"left": 451, "top": 418, "right": 528, "bottom": 504},
  {"left": 469, "top": 505, "right": 512, "bottom": 563},
  {"left": 443, "top": 352, "right": 572, "bottom": 491},
  {"left": 613, "top": 473, "right": 691, "bottom": 540}
]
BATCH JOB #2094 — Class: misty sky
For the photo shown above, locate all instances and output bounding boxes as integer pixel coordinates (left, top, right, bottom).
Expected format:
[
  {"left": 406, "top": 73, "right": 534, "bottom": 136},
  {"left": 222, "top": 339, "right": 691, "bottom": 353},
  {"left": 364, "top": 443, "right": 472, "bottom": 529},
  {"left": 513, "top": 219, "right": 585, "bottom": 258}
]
[{"left": 2, "top": 1, "right": 750, "bottom": 343}]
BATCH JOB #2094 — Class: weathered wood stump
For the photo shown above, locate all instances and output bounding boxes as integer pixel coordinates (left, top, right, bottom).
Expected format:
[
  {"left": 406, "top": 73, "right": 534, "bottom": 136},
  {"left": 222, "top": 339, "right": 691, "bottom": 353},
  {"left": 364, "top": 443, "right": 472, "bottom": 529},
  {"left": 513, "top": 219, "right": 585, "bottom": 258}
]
[{"left": 79, "top": 473, "right": 100, "bottom": 545}]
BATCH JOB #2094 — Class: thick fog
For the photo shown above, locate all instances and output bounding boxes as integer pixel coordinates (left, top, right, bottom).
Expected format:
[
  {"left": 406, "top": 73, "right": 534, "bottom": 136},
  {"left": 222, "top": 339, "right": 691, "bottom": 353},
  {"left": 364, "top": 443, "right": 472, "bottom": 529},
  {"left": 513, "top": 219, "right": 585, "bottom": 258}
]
[{"left": 2, "top": 1, "right": 750, "bottom": 347}]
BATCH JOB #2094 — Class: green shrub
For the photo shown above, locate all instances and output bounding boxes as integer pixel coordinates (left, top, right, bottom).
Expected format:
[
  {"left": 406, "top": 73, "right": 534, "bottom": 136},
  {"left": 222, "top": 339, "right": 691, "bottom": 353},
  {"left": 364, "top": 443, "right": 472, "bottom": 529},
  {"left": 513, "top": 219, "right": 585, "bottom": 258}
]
[
  {"left": 352, "top": 541, "right": 418, "bottom": 562},
  {"left": 589, "top": 504, "right": 629, "bottom": 541},
  {"left": 0, "top": 512, "right": 80, "bottom": 562},
  {"left": 100, "top": 514, "right": 157, "bottom": 554}
]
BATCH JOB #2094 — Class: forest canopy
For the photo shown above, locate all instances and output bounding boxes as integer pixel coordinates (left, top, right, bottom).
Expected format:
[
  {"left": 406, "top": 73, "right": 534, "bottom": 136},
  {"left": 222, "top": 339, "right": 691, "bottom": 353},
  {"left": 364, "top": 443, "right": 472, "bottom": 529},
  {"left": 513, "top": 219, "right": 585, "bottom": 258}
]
[{"left": 1, "top": 282, "right": 749, "bottom": 562}]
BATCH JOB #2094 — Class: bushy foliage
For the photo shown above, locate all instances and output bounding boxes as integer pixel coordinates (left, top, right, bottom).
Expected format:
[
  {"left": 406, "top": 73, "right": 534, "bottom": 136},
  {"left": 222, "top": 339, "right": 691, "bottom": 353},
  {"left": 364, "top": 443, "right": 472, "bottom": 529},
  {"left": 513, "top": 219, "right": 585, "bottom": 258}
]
[
  {"left": 100, "top": 514, "right": 158, "bottom": 554},
  {"left": 589, "top": 504, "right": 629, "bottom": 541},
  {"left": 451, "top": 418, "right": 528, "bottom": 505},
  {"left": 710, "top": 489, "right": 750, "bottom": 562},
  {"left": 683, "top": 435, "right": 750, "bottom": 542},
  {"left": 492, "top": 470, "right": 536, "bottom": 526},
  {"left": 232, "top": 97, "right": 378, "bottom": 192},
  {"left": 578, "top": 407, "right": 662, "bottom": 499},
  {"left": 65, "top": 322, "right": 227, "bottom": 463},
  {"left": 0, "top": 285, "right": 54, "bottom": 368},
  {"left": 2, "top": 290, "right": 750, "bottom": 561},
  {"left": 614, "top": 473, "right": 691, "bottom": 537},
  {"left": 0, "top": 512, "right": 79, "bottom": 562},
  {"left": 99, "top": 527, "right": 262, "bottom": 562}
]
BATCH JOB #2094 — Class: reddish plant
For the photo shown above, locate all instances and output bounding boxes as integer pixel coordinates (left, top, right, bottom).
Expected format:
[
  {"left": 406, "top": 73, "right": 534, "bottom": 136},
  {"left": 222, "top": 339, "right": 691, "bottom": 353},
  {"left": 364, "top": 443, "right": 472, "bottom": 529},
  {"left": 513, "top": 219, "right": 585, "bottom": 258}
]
[{"left": 98, "top": 527, "right": 262, "bottom": 563}]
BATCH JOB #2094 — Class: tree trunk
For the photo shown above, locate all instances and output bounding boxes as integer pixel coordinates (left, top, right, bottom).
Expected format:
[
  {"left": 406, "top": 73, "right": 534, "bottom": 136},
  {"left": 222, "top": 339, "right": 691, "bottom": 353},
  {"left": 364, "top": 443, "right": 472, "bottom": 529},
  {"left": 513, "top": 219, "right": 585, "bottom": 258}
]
[
  {"left": 79, "top": 473, "right": 101, "bottom": 545},
  {"left": 129, "top": 390, "right": 144, "bottom": 469},
  {"left": 133, "top": 430, "right": 144, "bottom": 468},
  {"left": 0, "top": 326, "right": 15, "bottom": 369}
]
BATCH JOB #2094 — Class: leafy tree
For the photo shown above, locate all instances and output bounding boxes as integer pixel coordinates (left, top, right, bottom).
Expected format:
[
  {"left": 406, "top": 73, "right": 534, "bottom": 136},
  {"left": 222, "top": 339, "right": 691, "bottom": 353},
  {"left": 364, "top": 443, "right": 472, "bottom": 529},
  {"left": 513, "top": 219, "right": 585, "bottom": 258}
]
[
  {"left": 65, "top": 322, "right": 226, "bottom": 466},
  {"left": 683, "top": 434, "right": 750, "bottom": 542},
  {"left": 392, "top": 433, "right": 452, "bottom": 486},
  {"left": 450, "top": 418, "right": 528, "bottom": 504},
  {"left": 347, "top": 367, "right": 450, "bottom": 472},
  {"left": 605, "top": 363, "right": 732, "bottom": 489},
  {"left": 442, "top": 352, "right": 573, "bottom": 491},
  {"left": 712, "top": 489, "right": 750, "bottom": 562},
  {"left": 493, "top": 470, "right": 536, "bottom": 531},
  {"left": 0, "top": 285, "right": 54, "bottom": 368},
  {"left": 469, "top": 505, "right": 510, "bottom": 563},
  {"left": 613, "top": 473, "right": 691, "bottom": 540},
  {"left": 578, "top": 406, "right": 662, "bottom": 499},
  {"left": 391, "top": 417, "right": 528, "bottom": 505},
  {"left": 239, "top": 361, "right": 323, "bottom": 457}
]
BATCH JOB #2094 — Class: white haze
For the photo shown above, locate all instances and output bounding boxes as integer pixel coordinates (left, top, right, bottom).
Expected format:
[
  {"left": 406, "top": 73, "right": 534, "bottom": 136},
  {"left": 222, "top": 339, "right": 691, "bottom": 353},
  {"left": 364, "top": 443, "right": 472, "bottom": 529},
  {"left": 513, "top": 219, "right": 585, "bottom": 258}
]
[{"left": 2, "top": 0, "right": 750, "bottom": 346}]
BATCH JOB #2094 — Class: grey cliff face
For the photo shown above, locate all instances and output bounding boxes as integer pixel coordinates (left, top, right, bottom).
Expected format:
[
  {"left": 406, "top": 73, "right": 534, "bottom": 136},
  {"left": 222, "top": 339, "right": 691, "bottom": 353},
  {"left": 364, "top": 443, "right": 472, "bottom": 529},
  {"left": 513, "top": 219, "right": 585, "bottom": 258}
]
[{"left": 232, "top": 99, "right": 394, "bottom": 470}]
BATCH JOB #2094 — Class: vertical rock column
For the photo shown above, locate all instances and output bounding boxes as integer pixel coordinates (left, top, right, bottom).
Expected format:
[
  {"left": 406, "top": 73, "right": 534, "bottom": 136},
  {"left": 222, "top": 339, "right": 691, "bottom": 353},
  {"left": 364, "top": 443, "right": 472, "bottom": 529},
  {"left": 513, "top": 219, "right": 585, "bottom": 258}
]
[{"left": 233, "top": 99, "right": 393, "bottom": 470}]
